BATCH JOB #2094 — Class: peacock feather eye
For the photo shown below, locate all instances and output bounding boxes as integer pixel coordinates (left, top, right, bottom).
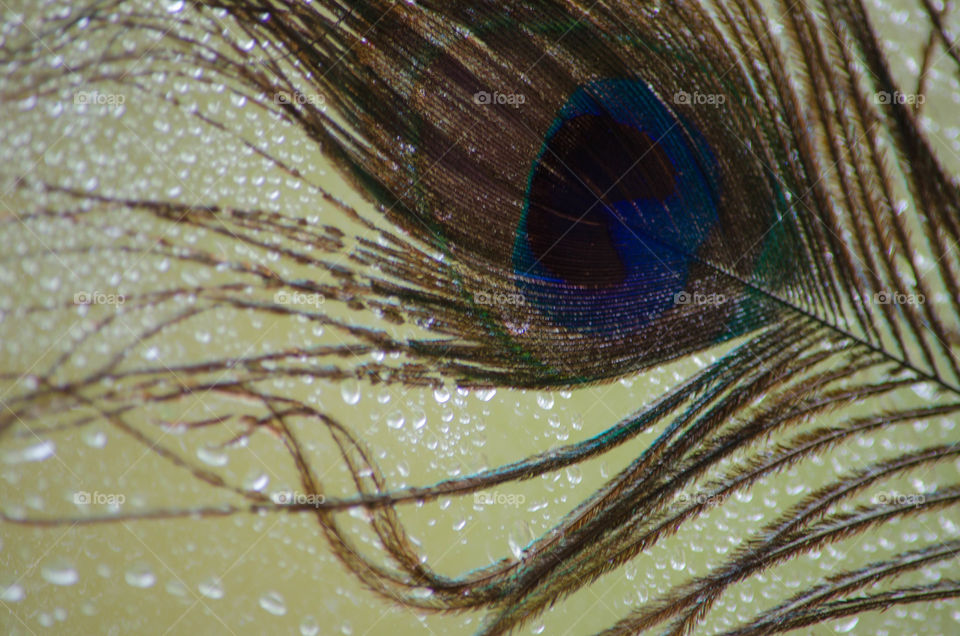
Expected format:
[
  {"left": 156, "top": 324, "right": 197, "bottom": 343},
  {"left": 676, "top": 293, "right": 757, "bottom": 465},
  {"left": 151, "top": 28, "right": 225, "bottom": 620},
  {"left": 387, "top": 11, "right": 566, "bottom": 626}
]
[
  {"left": 515, "top": 79, "right": 721, "bottom": 334},
  {"left": 2, "top": 0, "right": 960, "bottom": 634}
]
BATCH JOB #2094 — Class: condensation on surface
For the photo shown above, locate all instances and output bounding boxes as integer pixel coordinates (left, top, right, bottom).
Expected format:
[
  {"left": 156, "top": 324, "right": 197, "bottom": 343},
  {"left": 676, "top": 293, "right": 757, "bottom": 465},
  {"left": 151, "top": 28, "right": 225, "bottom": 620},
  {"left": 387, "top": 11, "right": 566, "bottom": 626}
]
[{"left": 1, "top": 1, "right": 959, "bottom": 635}]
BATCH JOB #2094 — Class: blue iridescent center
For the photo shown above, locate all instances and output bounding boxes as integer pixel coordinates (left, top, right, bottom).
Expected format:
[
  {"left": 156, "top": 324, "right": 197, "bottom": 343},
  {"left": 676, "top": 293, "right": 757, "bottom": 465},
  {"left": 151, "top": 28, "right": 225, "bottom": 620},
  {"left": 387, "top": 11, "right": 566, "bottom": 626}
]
[{"left": 513, "top": 79, "right": 719, "bottom": 333}]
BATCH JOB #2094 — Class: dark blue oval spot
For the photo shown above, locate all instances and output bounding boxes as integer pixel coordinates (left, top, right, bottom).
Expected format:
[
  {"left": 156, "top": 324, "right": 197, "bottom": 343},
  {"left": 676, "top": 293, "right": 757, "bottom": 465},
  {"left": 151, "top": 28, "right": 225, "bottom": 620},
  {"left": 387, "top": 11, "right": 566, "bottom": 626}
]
[
  {"left": 525, "top": 114, "right": 677, "bottom": 287},
  {"left": 513, "top": 78, "right": 720, "bottom": 333}
]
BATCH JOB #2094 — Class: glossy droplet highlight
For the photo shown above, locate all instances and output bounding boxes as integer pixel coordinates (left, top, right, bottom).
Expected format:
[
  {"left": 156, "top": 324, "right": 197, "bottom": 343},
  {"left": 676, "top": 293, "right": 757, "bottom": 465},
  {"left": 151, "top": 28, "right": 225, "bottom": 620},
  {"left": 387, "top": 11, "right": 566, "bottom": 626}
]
[
  {"left": 0, "top": 583, "right": 24, "bottom": 602},
  {"left": 433, "top": 387, "right": 450, "bottom": 404},
  {"left": 300, "top": 615, "right": 320, "bottom": 636},
  {"left": 244, "top": 472, "right": 269, "bottom": 492},
  {"left": 341, "top": 379, "right": 361, "bottom": 405},
  {"left": 198, "top": 578, "right": 224, "bottom": 599},
  {"left": 3, "top": 439, "right": 55, "bottom": 463},
  {"left": 386, "top": 410, "right": 405, "bottom": 429},
  {"left": 41, "top": 560, "right": 78, "bottom": 586},
  {"left": 197, "top": 445, "right": 228, "bottom": 467},
  {"left": 82, "top": 429, "right": 107, "bottom": 448},
  {"left": 125, "top": 563, "right": 156, "bottom": 588},
  {"left": 259, "top": 591, "right": 286, "bottom": 616},
  {"left": 833, "top": 617, "right": 858, "bottom": 633}
]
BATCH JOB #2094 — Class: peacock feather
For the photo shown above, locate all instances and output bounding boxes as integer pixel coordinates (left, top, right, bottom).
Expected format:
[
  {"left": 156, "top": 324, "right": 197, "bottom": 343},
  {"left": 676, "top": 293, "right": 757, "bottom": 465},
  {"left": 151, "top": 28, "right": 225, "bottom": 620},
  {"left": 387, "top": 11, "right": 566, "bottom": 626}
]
[{"left": 1, "top": 0, "right": 959, "bottom": 633}]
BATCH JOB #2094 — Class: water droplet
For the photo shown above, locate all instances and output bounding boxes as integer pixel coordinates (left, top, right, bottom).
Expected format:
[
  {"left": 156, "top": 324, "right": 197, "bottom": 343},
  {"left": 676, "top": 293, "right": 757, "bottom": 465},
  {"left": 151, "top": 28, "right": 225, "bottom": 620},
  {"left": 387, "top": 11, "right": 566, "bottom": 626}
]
[
  {"left": 244, "top": 472, "right": 269, "bottom": 492},
  {"left": 565, "top": 466, "right": 582, "bottom": 485},
  {"left": 341, "top": 380, "right": 360, "bottom": 405},
  {"left": 41, "top": 560, "right": 78, "bottom": 586},
  {"left": 300, "top": 615, "right": 320, "bottom": 636},
  {"left": 433, "top": 387, "right": 450, "bottom": 404},
  {"left": 536, "top": 393, "right": 554, "bottom": 410},
  {"left": 508, "top": 535, "right": 524, "bottom": 560},
  {"left": 412, "top": 408, "right": 427, "bottom": 429},
  {"left": 476, "top": 388, "right": 496, "bottom": 402},
  {"left": 671, "top": 553, "right": 686, "bottom": 571},
  {"left": 125, "top": 563, "right": 156, "bottom": 588},
  {"left": 386, "top": 411, "right": 405, "bottom": 429},
  {"left": 82, "top": 429, "right": 107, "bottom": 448},
  {"left": 833, "top": 616, "right": 858, "bottom": 633},
  {"left": 198, "top": 578, "right": 224, "bottom": 599},
  {"left": 0, "top": 583, "right": 24, "bottom": 602},
  {"left": 3, "top": 439, "right": 55, "bottom": 463},
  {"left": 166, "top": 0, "right": 185, "bottom": 13},
  {"left": 197, "top": 446, "right": 228, "bottom": 467},
  {"left": 259, "top": 591, "right": 286, "bottom": 616},
  {"left": 913, "top": 383, "right": 935, "bottom": 400}
]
